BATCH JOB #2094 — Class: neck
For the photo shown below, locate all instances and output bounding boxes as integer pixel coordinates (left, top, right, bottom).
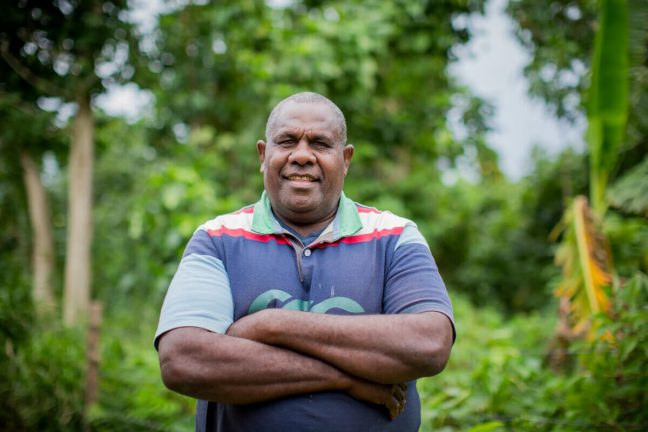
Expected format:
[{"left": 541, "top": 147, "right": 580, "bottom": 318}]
[{"left": 274, "top": 207, "right": 337, "bottom": 236}]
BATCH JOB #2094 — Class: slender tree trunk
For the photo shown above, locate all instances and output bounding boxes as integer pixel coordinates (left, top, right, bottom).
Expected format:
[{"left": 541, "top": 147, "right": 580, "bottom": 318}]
[
  {"left": 19, "top": 150, "right": 55, "bottom": 311},
  {"left": 64, "top": 94, "right": 94, "bottom": 326},
  {"left": 83, "top": 301, "right": 102, "bottom": 431}
]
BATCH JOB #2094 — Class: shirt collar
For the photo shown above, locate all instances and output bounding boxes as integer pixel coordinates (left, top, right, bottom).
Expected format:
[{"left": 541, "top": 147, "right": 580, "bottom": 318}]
[{"left": 251, "top": 191, "right": 362, "bottom": 242}]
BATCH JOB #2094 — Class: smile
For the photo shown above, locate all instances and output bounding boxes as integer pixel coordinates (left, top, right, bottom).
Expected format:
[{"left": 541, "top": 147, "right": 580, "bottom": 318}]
[{"left": 286, "top": 175, "right": 317, "bottom": 182}]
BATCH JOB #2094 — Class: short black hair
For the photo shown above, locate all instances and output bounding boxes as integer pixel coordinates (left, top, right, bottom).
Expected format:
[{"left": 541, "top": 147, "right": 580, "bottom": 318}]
[{"left": 265, "top": 92, "right": 347, "bottom": 144}]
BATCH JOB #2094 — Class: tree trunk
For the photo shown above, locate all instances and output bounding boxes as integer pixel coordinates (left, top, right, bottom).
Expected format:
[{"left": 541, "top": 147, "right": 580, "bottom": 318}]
[
  {"left": 83, "top": 301, "right": 102, "bottom": 431},
  {"left": 63, "top": 94, "right": 94, "bottom": 326},
  {"left": 20, "top": 150, "right": 55, "bottom": 311}
]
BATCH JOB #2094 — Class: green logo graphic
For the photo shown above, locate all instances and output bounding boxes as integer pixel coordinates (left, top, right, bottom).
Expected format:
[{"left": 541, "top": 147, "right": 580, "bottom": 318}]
[{"left": 248, "top": 289, "right": 364, "bottom": 314}]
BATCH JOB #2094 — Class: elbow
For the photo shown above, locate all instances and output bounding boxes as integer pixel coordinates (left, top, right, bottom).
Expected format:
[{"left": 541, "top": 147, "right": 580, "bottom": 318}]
[
  {"left": 158, "top": 332, "right": 200, "bottom": 396},
  {"left": 412, "top": 341, "right": 450, "bottom": 378},
  {"left": 415, "top": 313, "right": 454, "bottom": 377},
  {"left": 413, "top": 338, "right": 452, "bottom": 378},
  {"left": 425, "top": 342, "right": 451, "bottom": 376},
  {"left": 160, "top": 355, "right": 189, "bottom": 394}
]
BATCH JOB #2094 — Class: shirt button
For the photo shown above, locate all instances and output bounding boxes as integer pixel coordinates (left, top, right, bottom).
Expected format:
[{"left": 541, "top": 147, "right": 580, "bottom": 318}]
[{"left": 304, "top": 249, "right": 311, "bottom": 257}]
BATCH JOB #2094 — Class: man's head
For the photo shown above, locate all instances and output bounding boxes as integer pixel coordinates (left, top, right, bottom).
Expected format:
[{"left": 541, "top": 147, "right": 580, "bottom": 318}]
[
  {"left": 257, "top": 92, "right": 354, "bottom": 231},
  {"left": 265, "top": 92, "right": 347, "bottom": 145}
]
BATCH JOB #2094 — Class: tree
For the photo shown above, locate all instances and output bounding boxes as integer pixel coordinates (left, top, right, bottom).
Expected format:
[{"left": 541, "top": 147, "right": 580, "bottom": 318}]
[
  {"left": 1, "top": 0, "right": 137, "bottom": 325},
  {"left": 0, "top": 93, "right": 60, "bottom": 314},
  {"left": 11, "top": 104, "right": 60, "bottom": 311}
]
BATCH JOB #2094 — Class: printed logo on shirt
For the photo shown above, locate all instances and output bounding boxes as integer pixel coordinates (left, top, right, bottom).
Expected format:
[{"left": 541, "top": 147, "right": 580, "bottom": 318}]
[{"left": 248, "top": 289, "right": 365, "bottom": 314}]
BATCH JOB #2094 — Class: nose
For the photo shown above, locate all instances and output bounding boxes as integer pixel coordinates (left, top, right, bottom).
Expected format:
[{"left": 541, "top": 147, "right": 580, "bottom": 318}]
[{"left": 288, "top": 139, "right": 316, "bottom": 166}]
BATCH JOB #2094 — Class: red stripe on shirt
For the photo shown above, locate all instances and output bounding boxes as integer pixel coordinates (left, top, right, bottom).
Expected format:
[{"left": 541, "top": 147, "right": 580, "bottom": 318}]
[
  {"left": 207, "top": 227, "right": 290, "bottom": 245},
  {"left": 356, "top": 206, "right": 381, "bottom": 214},
  {"left": 313, "top": 227, "right": 403, "bottom": 249}
]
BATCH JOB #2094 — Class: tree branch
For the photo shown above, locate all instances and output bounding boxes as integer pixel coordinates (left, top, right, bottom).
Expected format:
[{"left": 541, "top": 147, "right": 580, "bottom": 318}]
[{"left": 0, "top": 40, "right": 70, "bottom": 99}]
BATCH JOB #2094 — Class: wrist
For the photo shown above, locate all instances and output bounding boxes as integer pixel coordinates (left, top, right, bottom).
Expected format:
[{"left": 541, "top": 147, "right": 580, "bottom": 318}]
[
  {"left": 333, "top": 369, "right": 354, "bottom": 392},
  {"left": 259, "top": 308, "right": 283, "bottom": 345}
]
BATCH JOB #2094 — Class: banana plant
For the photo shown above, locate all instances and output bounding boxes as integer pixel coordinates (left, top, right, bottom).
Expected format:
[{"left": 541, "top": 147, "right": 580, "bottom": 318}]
[
  {"left": 554, "top": 196, "right": 613, "bottom": 335},
  {"left": 587, "top": 0, "right": 630, "bottom": 217},
  {"left": 554, "top": 0, "right": 628, "bottom": 338}
]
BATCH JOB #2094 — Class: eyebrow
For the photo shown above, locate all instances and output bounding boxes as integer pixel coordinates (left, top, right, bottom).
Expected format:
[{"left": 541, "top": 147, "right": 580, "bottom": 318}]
[{"left": 274, "top": 130, "right": 335, "bottom": 142}]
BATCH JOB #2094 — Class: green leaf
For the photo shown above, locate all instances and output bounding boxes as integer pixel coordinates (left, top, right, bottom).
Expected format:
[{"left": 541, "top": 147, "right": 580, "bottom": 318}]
[
  {"left": 467, "top": 421, "right": 505, "bottom": 432},
  {"left": 588, "top": 0, "right": 630, "bottom": 214}
]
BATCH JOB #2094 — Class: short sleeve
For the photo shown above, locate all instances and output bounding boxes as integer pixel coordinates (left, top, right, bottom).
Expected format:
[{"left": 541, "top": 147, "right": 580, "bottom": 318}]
[
  {"left": 383, "top": 223, "right": 456, "bottom": 339},
  {"left": 154, "top": 228, "right": 234, "bottom": 349}
]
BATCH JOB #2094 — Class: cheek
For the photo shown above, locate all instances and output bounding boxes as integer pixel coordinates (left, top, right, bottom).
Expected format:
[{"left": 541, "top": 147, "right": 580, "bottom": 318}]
[{"left": 266, "top": 153, "right": 287, "bottom": 170}]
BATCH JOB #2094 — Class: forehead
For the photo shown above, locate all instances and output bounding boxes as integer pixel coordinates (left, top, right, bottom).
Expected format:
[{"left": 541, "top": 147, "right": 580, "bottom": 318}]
[{"left": 270, "top": 102, "right": 341, "bottom": 139}]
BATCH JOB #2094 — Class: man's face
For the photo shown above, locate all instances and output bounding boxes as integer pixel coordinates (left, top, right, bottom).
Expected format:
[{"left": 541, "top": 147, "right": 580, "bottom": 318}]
[{"left": 257, "top": 101, "right": 354, "bottom": 227}]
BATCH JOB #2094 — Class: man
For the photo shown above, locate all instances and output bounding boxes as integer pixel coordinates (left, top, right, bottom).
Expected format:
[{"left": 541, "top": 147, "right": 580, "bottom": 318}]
[{"left": 155, "top": 92, "right": 455, "bottom": 431}]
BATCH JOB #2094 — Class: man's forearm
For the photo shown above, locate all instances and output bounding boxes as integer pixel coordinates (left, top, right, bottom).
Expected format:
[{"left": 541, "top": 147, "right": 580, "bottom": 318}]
[
  {"left": 157, "top": 326, "right": 405, "bottom": 418},
  {"left": 158, "top": 326, "right": 349, "bottom": 403},
  {"left": 227, "top": 310, "right": 453, "bottom": 384}
]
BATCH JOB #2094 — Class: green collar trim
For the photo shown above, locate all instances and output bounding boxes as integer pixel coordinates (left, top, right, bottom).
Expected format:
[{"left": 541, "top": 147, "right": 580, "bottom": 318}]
[
  {"left": 251, "top": 191, "right": 278, "bottom": 234},
  {"left": 251, "top": 191, "right": 362, "bottom": 240}
]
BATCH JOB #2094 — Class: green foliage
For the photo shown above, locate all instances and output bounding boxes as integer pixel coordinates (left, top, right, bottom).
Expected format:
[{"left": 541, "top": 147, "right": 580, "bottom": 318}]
[
  {"left": 608, "top": 156, "right": 648, "bottom": 217},
  {"left": 578, "top": 272, "right": 648, "bottom": 428},
  {"left": 0, "top": 308, "right": 194, "bottom": 432},
  {"left": 0, "top": 0, "right": 137, "bottom": 99},
  {"left": 0, "top": 0, "right": 645, "bottom": 430},
  {"left": 587, "top": 0, "right": 629, "bottom": 215},
  {"left": 507, "top": 0, "right": 648, "bottom": 186},
  {"left": 1, "top": 326, "right": 85, "bottom": 431},
  {"left": 507, "top": 0, "right": 596, "bottom": 120},
  {"left": 420, "top": 149, "right": 587, "bottom": 313},
  {"left": 419, "top": 295, "right": 557, "bottom": 431},
  {"left": 91, "top": 117, "right": 264, "bottom": 308},
  {"left": 604, "top": 212, "right": 648, "bottom": 277},
  {"left": 0, "top": 247, "right": 33, "bottom": 429},
  {"left": 89, "top": 308, "right": 194, "bottom": 432},
  {"left": 420, "top": 275, "right": 648, "bottom": 431}
]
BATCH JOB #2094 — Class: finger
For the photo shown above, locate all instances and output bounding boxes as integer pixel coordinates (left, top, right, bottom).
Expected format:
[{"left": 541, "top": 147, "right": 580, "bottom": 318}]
[
  {"left": 388, "top": 396, "right": 406, "bottom": 420},
  {"left": 392, "top": 384, "right": 406, "bottom": 402},
  {"left": 387, "top": 401, "right": 398, "bottom": 420},
  {"left": 398, "top": 382, "right": 408, "bottom": 391}
]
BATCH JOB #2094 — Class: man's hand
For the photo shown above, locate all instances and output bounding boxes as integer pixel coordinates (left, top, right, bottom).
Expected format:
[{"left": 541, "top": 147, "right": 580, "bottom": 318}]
[
  {"left": 346, "top": 379, "right": 408, "bottom": 420},
  {"left": 226, "top": 311, "right": 263, "bottom": 340}
]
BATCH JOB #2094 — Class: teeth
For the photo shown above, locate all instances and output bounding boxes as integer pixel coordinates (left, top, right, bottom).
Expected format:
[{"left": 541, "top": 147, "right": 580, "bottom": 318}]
[{"left": 288, "top": 175, "right": 314, "bottom": 181}]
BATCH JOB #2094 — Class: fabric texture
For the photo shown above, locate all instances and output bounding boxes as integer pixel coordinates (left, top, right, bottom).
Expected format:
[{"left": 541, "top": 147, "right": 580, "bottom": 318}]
[{"left": 155, "top": 192, "right": 454, "bottom": 432}]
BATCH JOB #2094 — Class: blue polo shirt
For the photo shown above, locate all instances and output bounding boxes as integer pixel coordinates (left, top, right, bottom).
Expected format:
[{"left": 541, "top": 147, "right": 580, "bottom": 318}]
[{"left": 155, "top": 192, "right": 454, "bottom": 432}]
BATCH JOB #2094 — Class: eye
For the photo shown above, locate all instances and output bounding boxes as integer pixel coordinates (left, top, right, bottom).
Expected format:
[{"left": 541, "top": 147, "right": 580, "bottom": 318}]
[{"left": 312, "top": 140, "right": 330, "bottom": 148}]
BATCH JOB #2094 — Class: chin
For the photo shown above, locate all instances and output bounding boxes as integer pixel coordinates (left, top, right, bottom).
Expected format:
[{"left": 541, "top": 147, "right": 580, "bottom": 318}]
[{"left": 287, "top": 200, "right": 318, "bottom": 215}]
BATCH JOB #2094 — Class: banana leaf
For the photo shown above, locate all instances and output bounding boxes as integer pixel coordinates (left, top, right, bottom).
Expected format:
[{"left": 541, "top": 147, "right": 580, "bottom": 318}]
[
  {"left": 588, "top": 0, "right": 629, "bottom": 215},
  {"left": 554, "top": 196, "right": 613, "bottom": 335}
]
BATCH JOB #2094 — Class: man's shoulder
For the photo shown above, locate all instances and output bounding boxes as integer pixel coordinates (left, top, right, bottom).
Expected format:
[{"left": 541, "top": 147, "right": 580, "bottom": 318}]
[
  {"left": 196, "top": 204, "right": 256, "bottom": 234},
  {"left": 352, "top": 202, "right": 416, "bottom": 232}
]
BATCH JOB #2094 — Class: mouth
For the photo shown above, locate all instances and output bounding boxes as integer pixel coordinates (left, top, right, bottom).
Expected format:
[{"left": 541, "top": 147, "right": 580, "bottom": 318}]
[{"left": 284, "top": 174, "right": 318, "bottom": 182}]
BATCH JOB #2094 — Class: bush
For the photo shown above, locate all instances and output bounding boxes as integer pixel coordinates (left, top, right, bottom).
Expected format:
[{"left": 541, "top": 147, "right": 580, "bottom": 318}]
[
  {"left": 418, "top": 274, "right": 648, "bottom": 431},
  {"left": 565, "top": 272, "right": 648, "bottom": 430},
  {"left": 88, "top": 307, "right": 194, "bottom": 432},
  {"left": 2, "top": 326, "right": 86, "bottom": 431},
  {"left": 418, "top": 294, "right": 557, "bottom": 431}
]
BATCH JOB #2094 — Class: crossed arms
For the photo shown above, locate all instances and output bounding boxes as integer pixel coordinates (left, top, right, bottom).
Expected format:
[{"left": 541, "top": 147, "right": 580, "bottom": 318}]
[{"left": 157, "top": 309, "right": 453, "bottom": 419}]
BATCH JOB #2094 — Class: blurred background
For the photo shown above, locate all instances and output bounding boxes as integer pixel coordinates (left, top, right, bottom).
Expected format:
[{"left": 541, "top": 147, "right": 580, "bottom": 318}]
[{"left": 0, "top": 0, "right": 646, "bottom": 430}]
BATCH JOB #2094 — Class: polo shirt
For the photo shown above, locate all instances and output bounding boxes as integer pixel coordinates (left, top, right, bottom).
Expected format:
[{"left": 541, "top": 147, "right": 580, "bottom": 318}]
[{"left": 155, "top": 191, "right": 454, "bottom": 432}]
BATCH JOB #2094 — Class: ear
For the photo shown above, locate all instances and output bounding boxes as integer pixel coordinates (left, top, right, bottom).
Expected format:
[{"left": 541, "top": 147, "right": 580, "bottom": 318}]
[
  {"left": 257, "top": 140, "right": 267, "bottom": 173},
  {"left": 342, "top": 144, "right": 354, "bottom": 176}
]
